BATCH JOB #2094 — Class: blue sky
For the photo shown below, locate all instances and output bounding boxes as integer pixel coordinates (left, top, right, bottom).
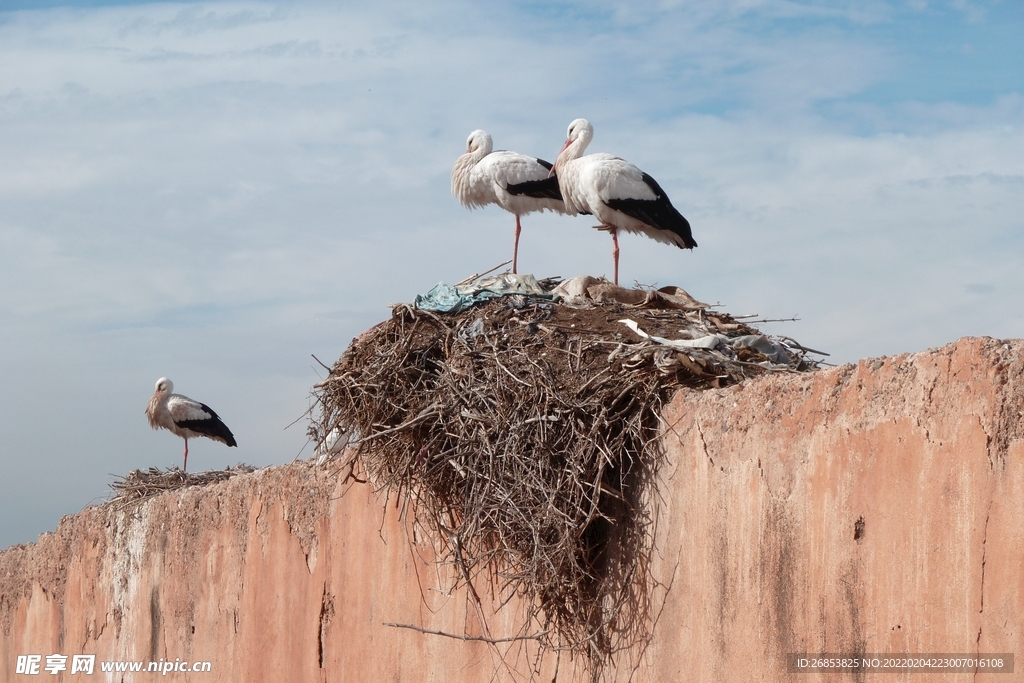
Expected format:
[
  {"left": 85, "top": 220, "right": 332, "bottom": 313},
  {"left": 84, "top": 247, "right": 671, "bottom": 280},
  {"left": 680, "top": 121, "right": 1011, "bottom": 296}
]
[{"left": 0, "top": 0, "right": 1021, "bottom": 548}]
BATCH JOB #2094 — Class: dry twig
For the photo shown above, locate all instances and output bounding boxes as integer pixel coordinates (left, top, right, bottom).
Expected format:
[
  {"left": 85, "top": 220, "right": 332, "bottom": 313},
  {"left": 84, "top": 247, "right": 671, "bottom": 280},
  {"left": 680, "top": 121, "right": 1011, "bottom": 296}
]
[
  {"left": 309, "top": 294, "right": 822, "bottom": 681},
  {"left": 108, "top": 465, "right": 256, "bottom": 508}
]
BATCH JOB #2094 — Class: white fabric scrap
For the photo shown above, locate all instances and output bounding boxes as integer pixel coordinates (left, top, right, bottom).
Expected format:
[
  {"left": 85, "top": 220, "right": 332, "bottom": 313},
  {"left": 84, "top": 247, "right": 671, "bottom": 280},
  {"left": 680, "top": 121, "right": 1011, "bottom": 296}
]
[
  {"left": 618, "top": 320, "right": 798, "bottom": 367},
  {"left": 730, "top": 334, "right": 796, "bottom": 365},
  {"left": 619, "top": 319, "right": 728, "bottom": 350}
]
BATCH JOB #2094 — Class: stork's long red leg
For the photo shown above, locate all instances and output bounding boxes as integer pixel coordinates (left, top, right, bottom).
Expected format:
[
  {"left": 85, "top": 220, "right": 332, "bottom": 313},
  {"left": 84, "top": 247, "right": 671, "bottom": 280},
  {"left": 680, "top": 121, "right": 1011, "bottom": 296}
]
[
  {"left": 183, "top": 439, "right": 189, "bottom": 473},
  {"left": 611, "top": 228, "right": 620, "bottom": 286},
  {"left": 513, "top": 215, "right": 522, "bottom": 274}
]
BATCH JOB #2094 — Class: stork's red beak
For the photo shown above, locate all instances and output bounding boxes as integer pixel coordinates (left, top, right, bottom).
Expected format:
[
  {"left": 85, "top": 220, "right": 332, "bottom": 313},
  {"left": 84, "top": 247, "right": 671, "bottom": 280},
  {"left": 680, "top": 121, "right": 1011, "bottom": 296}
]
[{"left": 550, "top": 138, "right": 571, "bottom": 177}]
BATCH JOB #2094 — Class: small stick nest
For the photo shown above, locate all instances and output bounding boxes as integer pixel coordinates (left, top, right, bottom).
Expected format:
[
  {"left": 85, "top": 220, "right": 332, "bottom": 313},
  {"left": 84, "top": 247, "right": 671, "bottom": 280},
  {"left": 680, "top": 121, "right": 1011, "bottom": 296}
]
[
  {"left": 310, "top": 294, "right": 821, "bottom": 680},
  {"left": 109, "top": 465, "right": 256, "bottom": 508}
]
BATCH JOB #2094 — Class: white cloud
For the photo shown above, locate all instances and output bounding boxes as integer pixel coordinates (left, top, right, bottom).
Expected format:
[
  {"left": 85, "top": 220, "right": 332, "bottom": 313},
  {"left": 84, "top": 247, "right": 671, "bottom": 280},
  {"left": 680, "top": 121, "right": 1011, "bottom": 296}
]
[{"left": 0, "top": 0, "right": 1020, "bottom": 547}]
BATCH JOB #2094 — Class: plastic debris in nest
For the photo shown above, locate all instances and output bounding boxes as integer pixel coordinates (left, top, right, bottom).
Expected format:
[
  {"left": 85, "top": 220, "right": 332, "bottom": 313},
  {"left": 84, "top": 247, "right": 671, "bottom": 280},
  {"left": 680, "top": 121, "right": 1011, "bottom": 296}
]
[
  {"left": 413, "top": 272, "right": 825, "bottom": 379},
  {"left": 618, "top": 319, "right": 810, "bottom": 371},
  {"left": 414, "top": 273, "right": 554, "bottom": 313},
  {"left": 551, "top": 274, "right": 708, "bottom": 310},
  {"left": 554, "top": 275, "right": 825, "bottom": 373},
  {"left": 315, "top": 425, "right": 358, "bottom": 464}
]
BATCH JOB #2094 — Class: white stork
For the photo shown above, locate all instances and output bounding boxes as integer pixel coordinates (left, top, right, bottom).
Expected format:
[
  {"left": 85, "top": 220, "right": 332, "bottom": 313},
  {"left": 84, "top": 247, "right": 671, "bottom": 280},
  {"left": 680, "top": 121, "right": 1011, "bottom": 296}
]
[
  {"left": 452, "top": 129, "right": 566, "bottom": 274},
  {"left": 545, "top": 118, "right": 696, "bottom": 285},
  {"left": 146, "top": 377, "right": 237, "bottom": 472}
]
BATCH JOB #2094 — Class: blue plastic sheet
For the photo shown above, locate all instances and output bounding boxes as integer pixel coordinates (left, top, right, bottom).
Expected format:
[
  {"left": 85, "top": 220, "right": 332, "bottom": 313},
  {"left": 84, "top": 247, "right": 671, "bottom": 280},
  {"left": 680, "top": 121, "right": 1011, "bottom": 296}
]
[{"left": 414, "top": 274, "right": 552, "bottom": 313}]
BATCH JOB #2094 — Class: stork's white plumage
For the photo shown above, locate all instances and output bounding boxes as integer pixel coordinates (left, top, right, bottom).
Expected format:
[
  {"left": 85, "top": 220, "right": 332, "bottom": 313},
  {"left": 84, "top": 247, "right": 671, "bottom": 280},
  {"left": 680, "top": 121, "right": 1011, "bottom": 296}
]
[
  {"left": 548, "top": 118, "right": 696, "bottom": 285},
  {"left": 452, "top": 130, "right": 565, "bottom": 273},
  {"left": 146, "top": 377, "right": 237, "bottom": 472}
]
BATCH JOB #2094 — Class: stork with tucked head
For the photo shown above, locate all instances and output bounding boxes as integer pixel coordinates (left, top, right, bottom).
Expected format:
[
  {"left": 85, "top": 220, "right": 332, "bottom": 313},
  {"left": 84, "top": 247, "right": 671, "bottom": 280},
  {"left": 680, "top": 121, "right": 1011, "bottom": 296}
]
[
  {"left": 548, "top": 118, "right": 697, "bottom": 285},
  {"left": 146, "top": 377, "right": 237, "bottom": 472},
  {"left": 452, "top": 129, "right": 566, "bottom": 274}
]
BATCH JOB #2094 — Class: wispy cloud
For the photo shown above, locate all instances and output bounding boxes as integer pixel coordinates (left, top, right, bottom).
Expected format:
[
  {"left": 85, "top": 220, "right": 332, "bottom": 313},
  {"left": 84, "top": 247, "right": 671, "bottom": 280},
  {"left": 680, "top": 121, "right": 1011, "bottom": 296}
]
[{"left": 0, "top": 0, "right": 1021, "bottom": 547}]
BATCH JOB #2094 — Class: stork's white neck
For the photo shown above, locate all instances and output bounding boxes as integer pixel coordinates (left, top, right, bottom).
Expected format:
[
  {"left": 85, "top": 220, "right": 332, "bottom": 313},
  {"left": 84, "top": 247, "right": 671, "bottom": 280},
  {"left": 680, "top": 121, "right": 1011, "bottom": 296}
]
[
  {"left": 555, "top": 119, "right": 594, "bottom": 173},
  {"left": 451, "top": 131, "right": 494, "bottom": 202}
]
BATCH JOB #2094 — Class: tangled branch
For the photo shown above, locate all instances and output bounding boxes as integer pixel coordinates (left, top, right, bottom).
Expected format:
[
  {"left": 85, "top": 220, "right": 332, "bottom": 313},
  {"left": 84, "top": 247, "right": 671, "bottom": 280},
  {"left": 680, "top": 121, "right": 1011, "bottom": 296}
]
[{"left": 310, "top": 293, "right": 821, "bottom": 680}]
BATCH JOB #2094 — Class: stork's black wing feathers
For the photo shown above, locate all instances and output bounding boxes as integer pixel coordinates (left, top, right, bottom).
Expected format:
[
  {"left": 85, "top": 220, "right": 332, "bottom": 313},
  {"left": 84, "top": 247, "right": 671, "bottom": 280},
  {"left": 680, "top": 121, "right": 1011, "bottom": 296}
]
[
  {"left": 605, "top": 172, "right": 697, "bottom": 249},
  {"left": 176, "top": 403, "right": 238, "bottom": 447},
  {"left": 507, "top": 171, "right": 593, "bottom": 214},
  {"left": 506, "top": 174, "right": 563, "bottom": 201}
]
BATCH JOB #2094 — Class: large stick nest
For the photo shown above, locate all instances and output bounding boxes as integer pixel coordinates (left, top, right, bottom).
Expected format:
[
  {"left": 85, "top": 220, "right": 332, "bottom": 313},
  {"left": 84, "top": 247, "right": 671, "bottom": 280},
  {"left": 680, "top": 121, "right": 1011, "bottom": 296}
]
[{"left": 310, "top": 284, "right": 822, "bottom": 680}]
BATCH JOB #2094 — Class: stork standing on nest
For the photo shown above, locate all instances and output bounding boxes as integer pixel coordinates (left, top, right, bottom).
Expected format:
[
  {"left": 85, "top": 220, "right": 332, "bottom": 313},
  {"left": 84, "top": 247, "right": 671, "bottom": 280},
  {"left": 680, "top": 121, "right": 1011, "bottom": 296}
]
[
  {"left": 545, "top": 118, "right": 696, "bottom": 285},
  {"left": 146, "top": 377, "right": 237, "bottom": 472},
  {"left": 452, "top": 129, "right": 566, "bottom": 274}
]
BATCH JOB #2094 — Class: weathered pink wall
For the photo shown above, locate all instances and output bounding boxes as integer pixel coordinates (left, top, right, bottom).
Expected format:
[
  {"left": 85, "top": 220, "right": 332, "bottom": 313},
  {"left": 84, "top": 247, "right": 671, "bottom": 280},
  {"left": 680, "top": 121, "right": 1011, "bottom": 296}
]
[
  {"left": 645, "top": 336, "right": 1023, "bottom": 681},
  {"left": 1, "top": 465, "right": 548, "bottom": 682},
  {"left": 2, "top": 337, "right": 1022, "bottom": 682}
]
